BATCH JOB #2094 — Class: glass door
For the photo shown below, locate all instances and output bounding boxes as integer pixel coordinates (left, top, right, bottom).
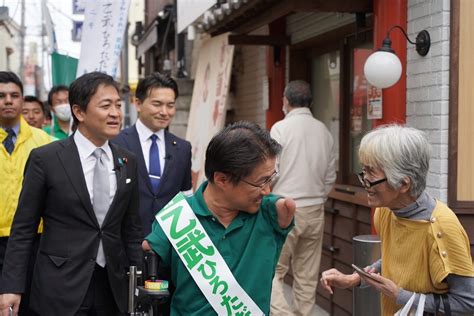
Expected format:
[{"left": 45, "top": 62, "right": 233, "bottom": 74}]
[{"left": 311, "top": 51, "right": 341, "bottom": 172}]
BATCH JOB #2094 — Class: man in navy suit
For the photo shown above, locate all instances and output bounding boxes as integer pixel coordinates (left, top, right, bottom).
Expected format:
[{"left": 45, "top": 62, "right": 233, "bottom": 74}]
[{"left": 113, "top": 72, "right": 192, "bottom": 237}]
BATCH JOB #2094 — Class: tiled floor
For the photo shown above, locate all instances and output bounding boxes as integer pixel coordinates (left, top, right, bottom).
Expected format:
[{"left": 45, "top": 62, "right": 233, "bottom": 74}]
[{"left": 282, "top": 282, "right": 329, "bottom": 316}]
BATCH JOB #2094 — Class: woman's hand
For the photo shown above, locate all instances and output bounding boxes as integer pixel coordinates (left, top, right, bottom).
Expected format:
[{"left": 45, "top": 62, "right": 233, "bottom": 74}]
[
  {"left": 359, "top": 273, "right": 400, "bottom": 299},
  {"left": 320, "top": 269, "right": 361, "bottom": 295}
]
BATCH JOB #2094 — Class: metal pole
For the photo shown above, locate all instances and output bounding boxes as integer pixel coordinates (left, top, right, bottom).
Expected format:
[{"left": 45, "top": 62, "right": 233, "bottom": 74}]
[
  {"left": 352, "top": 235, "right": 381, "bottom": 316},
  {"left": 128, "top": 265, "right": 137, "bottom": 315},
  {"left": 19, "top": 0, "right": 25, "bottom": 80},
  {"left": 123, "top": 21, "right": 130, "bottom": 127}
]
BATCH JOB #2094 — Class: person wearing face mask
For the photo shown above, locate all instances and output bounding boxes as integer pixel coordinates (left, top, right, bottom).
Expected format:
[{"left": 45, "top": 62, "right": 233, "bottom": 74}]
[
  {"left": 270, "top": 80, "right": 336, "bottom": 316},
  {"left": 43, "top": 85, "right": 71, "bottom": 140}
]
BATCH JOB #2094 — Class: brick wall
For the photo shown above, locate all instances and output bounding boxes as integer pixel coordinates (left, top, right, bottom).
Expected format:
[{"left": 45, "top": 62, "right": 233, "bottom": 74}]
[{"left": 406, "top": 0, "right": 450, "bottom": 202}]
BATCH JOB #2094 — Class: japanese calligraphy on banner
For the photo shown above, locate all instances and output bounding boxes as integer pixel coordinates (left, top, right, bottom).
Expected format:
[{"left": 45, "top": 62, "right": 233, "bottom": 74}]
[
  {"left": 157, "top": 193, "right": 264, "bottom": 316},
  {"left": 186, "top": 33, "right": 234, "bottom": 190},
  {"left": 76, "top": 0, "right": 130, "bottom": 78},
  {"left": 367, "top": 83, "right": 383, "bottom": 120}
]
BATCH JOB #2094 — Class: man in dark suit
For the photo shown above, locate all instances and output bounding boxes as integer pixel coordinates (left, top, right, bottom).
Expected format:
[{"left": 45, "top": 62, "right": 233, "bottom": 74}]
[
  {"left": 0, "top": 72, "right": 142, "bottom": 315},
  {"left": 113, "top": 72, "right": 192, "bottom": 237}
]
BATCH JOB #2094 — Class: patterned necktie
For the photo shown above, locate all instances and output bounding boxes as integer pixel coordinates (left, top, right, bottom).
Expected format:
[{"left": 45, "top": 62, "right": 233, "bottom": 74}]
[
  {"left": 3, "top": 128, "right": 15, "bottom": 155},
  {"left": 92, "top": 148, "right": 110, "bottom": 267},
  {"left": 149, "top": 134, "right": 161, "bottom": 193}
]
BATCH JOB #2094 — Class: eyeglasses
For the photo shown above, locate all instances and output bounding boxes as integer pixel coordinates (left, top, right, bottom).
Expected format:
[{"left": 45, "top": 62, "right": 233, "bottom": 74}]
[
  {"left": 241, "top": 170, "right": 279, "bottom": 189},
  {"left": 357, "top": 172, "right": 387, "bottom": 189}
]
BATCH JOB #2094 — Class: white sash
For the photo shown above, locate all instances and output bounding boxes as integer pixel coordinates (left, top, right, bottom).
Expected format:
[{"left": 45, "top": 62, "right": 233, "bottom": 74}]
[{"left": 156, "top": 192, "right": 265, "bottom": 316}]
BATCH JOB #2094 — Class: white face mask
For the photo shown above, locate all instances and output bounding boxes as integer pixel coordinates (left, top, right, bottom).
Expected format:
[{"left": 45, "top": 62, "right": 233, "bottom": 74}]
[{"left": 54, "top": 103, "right": 72, "bottom": 122}]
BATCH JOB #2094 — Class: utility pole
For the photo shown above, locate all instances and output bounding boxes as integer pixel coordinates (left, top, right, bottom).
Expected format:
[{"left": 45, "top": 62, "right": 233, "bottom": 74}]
[
  {"left": 19, "top": 0, "right": 25, "bottom": 80},
  {"left": 122, "top": 21, "right": 130, "bottom": 127}
]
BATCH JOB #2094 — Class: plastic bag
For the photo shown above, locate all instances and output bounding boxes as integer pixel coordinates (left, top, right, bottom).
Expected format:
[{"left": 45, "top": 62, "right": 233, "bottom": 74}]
[{"left": 394, "top": 293, "right": 426, "bottom": 316}]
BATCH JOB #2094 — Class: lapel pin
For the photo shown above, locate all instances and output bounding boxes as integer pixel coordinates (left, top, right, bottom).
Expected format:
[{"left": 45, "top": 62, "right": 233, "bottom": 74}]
[
  {"left": 114, "top": 157, "right": 128, "bottom": 172},
  {"left": 172, "top": 141, "right": 177, "bottom": 146}
]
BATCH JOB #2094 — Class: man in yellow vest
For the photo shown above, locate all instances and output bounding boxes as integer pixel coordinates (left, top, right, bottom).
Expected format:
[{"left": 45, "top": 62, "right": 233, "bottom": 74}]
[{"left": 0, "top": 71, "right": 51, "bottom": 315}]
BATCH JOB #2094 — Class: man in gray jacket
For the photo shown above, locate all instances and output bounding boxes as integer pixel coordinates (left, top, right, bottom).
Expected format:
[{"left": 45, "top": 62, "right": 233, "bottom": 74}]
[{"left": 270, "top": 80, "right": 336, "bottom": 316}]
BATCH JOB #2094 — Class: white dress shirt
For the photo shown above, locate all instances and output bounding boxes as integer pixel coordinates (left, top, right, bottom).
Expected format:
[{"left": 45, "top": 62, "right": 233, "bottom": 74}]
[
  {"left": 136, "top": 118, "right": 166, "bottom": 174},
  {"left": 74, "top": 129, "right": 117, "bottom": 206}
]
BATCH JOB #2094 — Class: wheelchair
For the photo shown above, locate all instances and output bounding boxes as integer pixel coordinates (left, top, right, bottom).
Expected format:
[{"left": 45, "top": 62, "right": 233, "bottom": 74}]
[{"left": 127, "top": 251, "right": 170, "bottom": 316}]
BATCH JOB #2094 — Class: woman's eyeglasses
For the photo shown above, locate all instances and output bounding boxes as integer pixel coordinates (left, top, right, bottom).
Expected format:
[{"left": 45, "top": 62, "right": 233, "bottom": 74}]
[{"left": 357, "top": 172, "right": 387, "bottom": 189}]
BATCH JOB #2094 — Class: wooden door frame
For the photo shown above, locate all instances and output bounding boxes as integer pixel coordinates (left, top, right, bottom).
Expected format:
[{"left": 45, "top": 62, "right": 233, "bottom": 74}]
[{"left": 448, "top": 0, "right": 474, "bottom": 213}]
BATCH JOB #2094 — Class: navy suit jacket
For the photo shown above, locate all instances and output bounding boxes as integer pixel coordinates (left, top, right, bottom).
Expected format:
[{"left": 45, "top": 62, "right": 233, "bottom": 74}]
[{"left": 113, "top": 125, "right": 192, "bottom": 236}]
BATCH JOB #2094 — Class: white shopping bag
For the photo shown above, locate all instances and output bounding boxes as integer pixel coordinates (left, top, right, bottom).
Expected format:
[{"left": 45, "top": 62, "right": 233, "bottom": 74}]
[{"left": 394, "top": 293, "right": 426, "bottom": 316}]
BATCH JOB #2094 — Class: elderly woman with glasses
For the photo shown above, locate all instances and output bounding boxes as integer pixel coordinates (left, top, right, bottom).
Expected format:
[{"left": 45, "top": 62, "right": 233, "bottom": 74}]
[{"left": 320, "top": 125, "right": 474, "bottom": 315}]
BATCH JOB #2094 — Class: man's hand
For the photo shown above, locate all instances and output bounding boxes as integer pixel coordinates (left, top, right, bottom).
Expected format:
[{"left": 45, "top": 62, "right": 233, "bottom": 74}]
[
  {"left": 0, "top": 294, "right": 21, "bottom": 316},
  {"left": 320, "top": 269, "right": 360, "bottom": 295},
  {"left": 142, "top": 240, "right": 151, "bottom": 251},
  {"left": 276, "top": 198, "right": 296, "bottom": 228}
]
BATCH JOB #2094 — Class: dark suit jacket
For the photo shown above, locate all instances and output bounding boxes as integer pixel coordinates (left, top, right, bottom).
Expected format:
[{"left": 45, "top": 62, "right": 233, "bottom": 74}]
[
  {"left": 113, "top": 126, "right": 192, "bottom": 236},
  {"left": 1, "top": 137, "right": 142, "bottom": 315}
]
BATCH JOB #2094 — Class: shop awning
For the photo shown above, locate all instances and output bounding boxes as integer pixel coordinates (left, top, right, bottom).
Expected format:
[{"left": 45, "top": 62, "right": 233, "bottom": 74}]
[{"left": 206, "top": 0, "right": 372, "bottom": 36}]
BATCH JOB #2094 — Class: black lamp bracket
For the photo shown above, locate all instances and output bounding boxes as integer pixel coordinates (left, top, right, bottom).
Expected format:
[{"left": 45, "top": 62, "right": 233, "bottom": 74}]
[{"left": 385, "top": 25, "right": 431, "bottom": 56}]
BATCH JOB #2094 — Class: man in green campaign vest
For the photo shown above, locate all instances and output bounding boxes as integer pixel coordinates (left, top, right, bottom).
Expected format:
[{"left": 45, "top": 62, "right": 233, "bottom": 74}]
[{"left": 144, "top": 121, "right": 296, "bottom": 315}]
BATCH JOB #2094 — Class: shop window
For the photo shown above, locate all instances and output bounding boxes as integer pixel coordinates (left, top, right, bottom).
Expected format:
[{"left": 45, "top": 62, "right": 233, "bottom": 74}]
[{"left": 348, "top": 45, "right": 374, "bottom": 177}]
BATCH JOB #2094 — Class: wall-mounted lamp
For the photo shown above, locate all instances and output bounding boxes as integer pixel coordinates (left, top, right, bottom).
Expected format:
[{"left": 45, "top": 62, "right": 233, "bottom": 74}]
[{"left": 364, "top": 26, "right": 431, "bottom": 88}]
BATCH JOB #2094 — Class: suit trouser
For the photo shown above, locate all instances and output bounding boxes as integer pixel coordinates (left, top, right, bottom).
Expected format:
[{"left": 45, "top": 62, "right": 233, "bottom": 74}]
[
  {"left": 76, "top": 264, "right": 122, "bottom": 316},
  {"left": 0, "top": 235, "right": 40, "bottom": 316},
  {"left": 271, "top": 204, "right": 325, "bottom": 316}
]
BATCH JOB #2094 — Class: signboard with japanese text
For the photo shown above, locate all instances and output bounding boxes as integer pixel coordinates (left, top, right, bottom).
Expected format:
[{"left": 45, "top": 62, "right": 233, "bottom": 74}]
[
  {"left": 186, "top": 34, "right": 234, "bottom": 190},
  {"left": 177, "top": 0, "right": 216, "bottom": 33},
  {"left": 367, "top": 83, "right": 383, "bottom": 120},
  {"left": 76, "top": 0, "right": 130, "bottom": 78}
]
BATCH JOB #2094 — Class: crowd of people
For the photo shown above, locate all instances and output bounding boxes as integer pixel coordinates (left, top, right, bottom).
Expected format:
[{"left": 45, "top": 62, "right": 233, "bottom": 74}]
[{"left": 0, "top": 69, "right": 472, "bottom": 316}]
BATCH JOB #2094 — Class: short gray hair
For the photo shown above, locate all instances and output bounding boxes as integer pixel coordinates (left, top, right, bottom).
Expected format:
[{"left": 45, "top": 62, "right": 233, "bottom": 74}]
[
  {"left": 284, "top": 80, "right": 312, "bottom": 108},
  {"left": 358, "top": 124, "right": 430, "bottom": 197}
]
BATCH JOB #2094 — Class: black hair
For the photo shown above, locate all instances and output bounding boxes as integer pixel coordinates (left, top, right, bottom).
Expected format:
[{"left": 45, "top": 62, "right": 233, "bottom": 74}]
[
  {"left": 42, "top": 102, "right": 52, "bottom": 120},
  {"left": 24, "top": 95, "right": 45, "bottom": 113},
  {"left": 0, "top": 71, "right": 23, "bottom": 95},
  {"left": 284, "top": 80, "right": 312, "bottom": 108},
  {"left": 135, "top": 72, "right": 179, "bottom": 102},
  {"left": 204, "top": 121, "right": 282, "bottom": 184},
  {"left": 47, "top": 85, "right": 69, "bottom": 106},
  {"left": 69, "top": 72, "right": 119, "bottom": 125}
]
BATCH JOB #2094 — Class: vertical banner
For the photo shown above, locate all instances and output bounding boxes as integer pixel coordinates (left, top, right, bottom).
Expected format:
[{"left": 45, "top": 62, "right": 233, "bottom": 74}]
[
  {"left": 42, "top": 0, "right": 58, "bottom": 54},
  {"left": 76, "top": 0, "right": 130, "bottom": 78},
  {"left": 186, "top": 34, "right": 234, "bottom": 190}
]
